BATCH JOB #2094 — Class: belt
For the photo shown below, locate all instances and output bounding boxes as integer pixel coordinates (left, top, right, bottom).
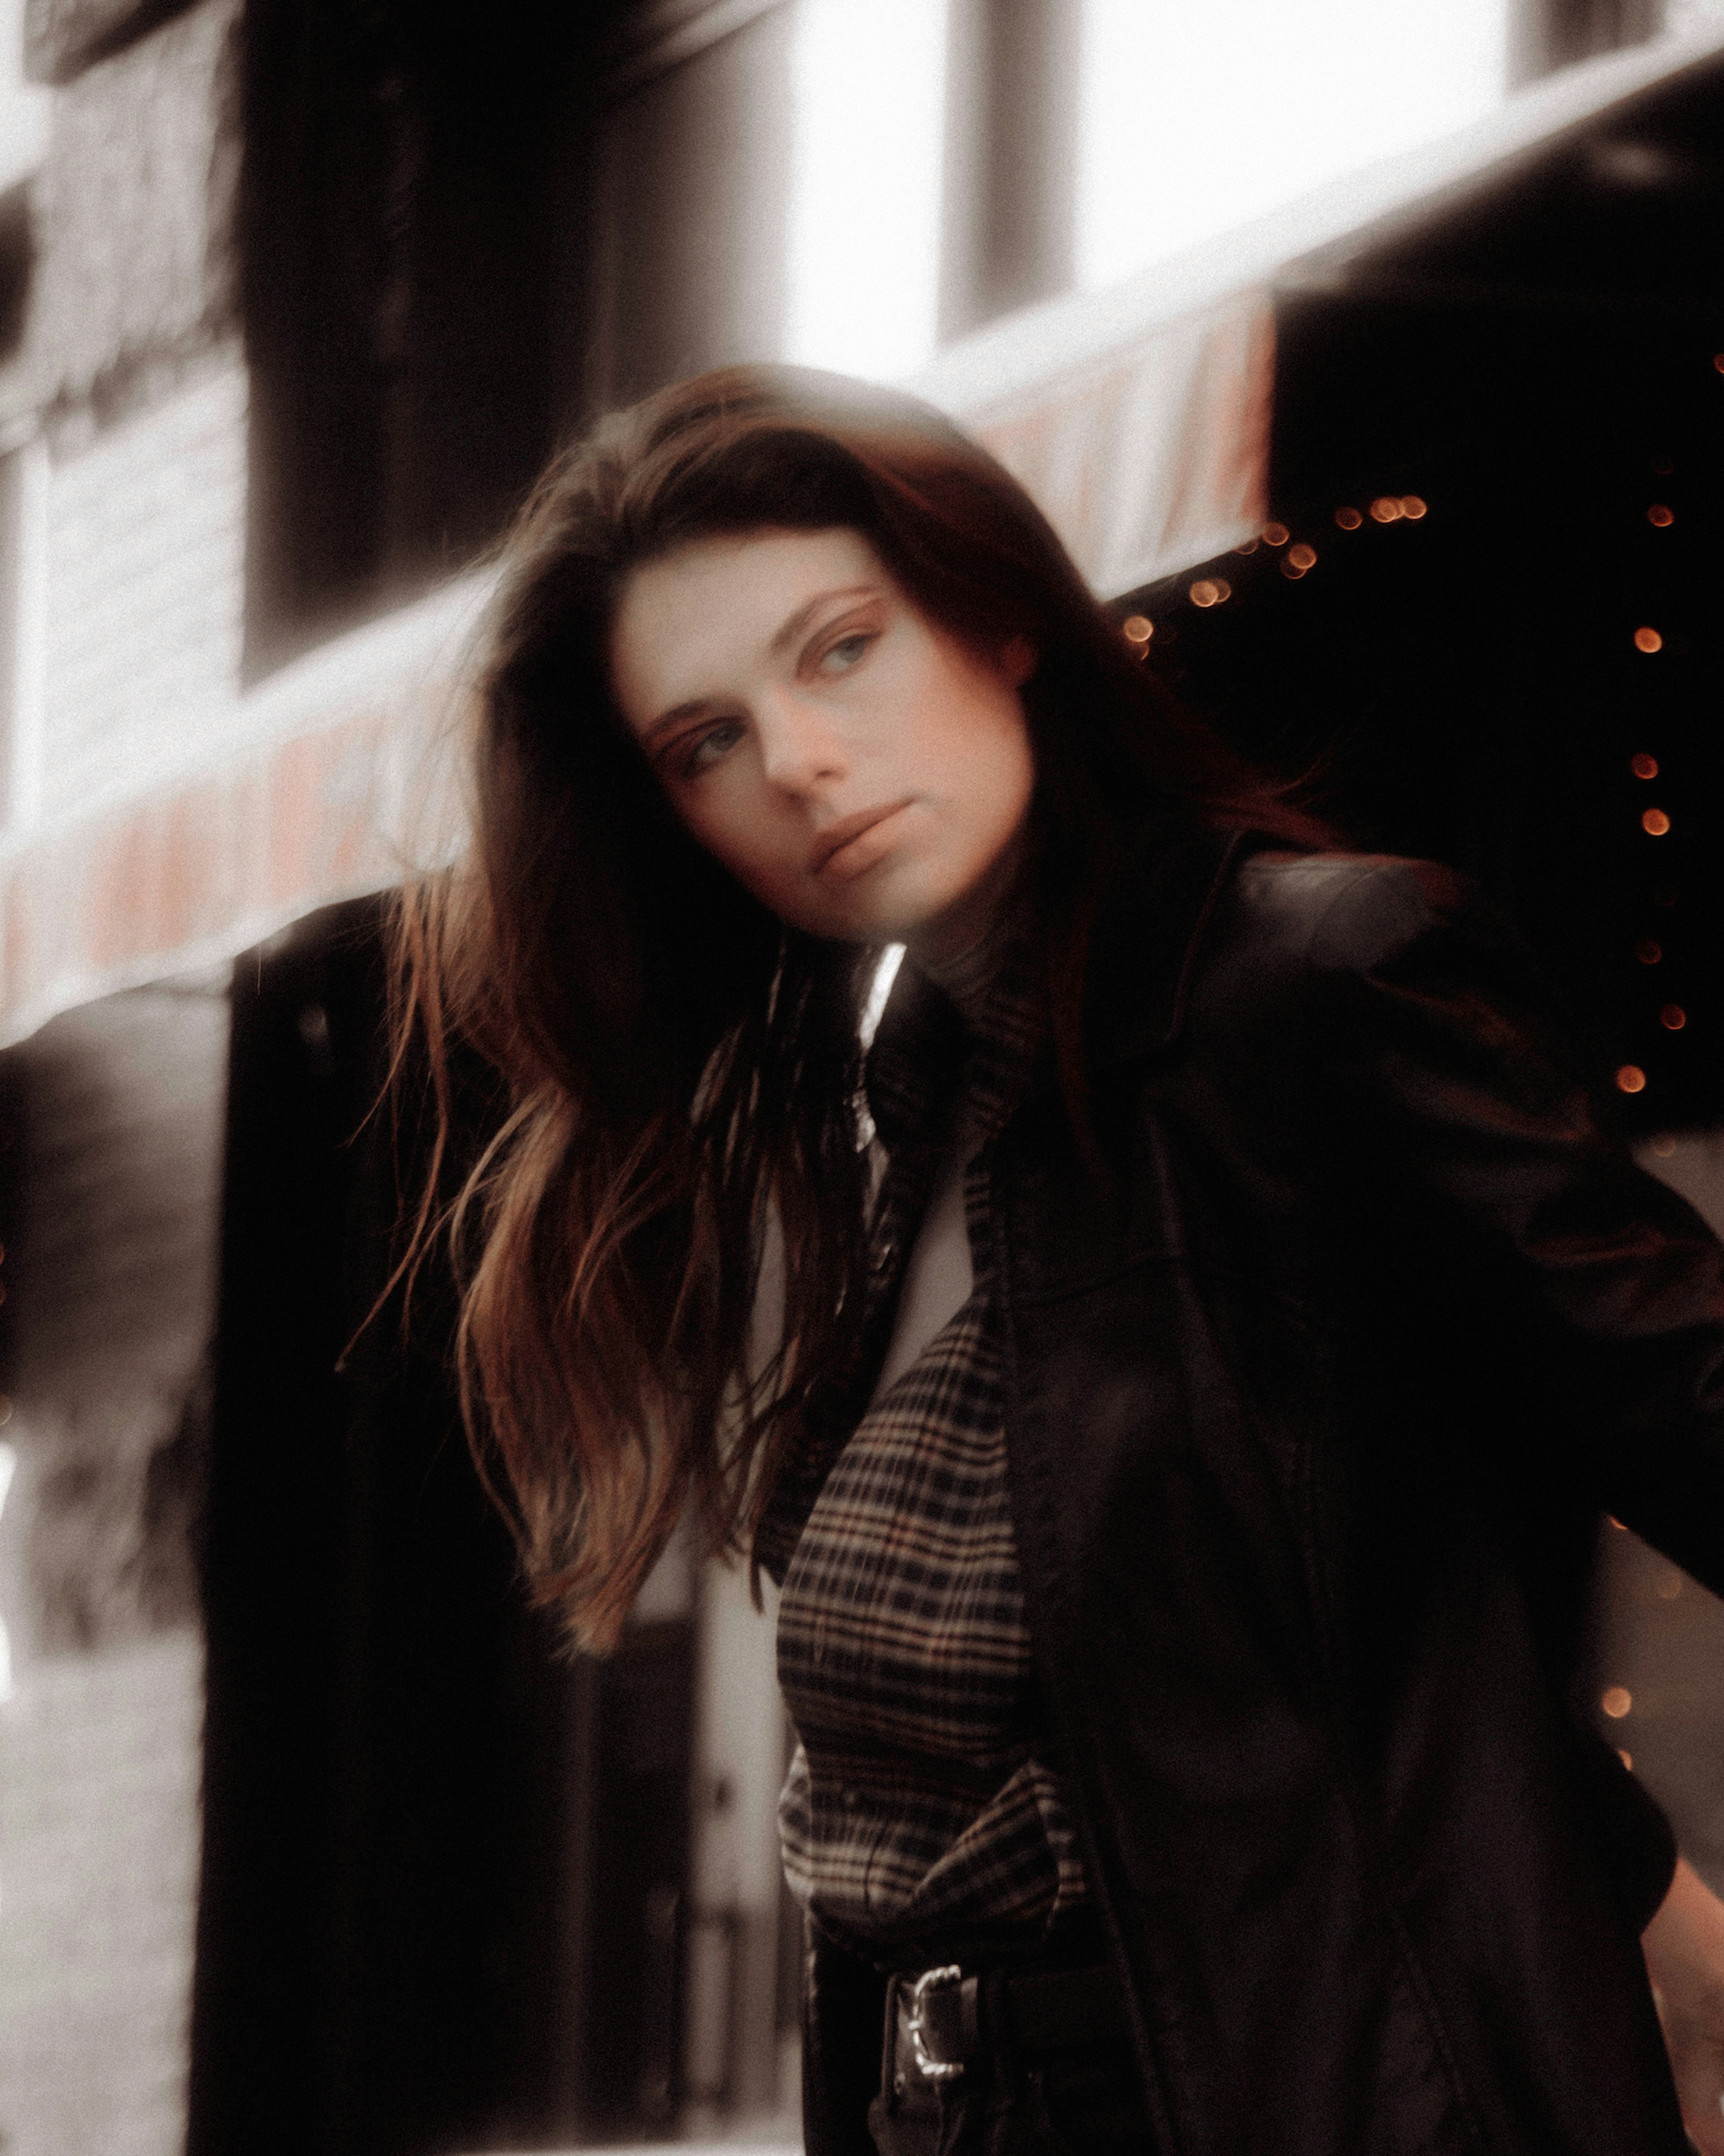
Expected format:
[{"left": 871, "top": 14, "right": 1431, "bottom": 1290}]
[{"left": 885, "top": 1953, "right": 1127, "bottom": 2097}]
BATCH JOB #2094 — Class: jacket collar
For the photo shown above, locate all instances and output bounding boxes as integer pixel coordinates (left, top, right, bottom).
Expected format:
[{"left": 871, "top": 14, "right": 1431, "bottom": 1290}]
[
  {"left": 1079, "top": 819, "right": 1253, "bottom": 1073},
  {"left": 865, "top": 816, "right": 1257, "bottom": 1104}
]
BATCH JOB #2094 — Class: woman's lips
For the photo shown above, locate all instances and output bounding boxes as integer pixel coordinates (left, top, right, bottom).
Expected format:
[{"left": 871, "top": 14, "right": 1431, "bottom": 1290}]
[{"left": 813, "top": 800, "right": 916, "bottom": 882}]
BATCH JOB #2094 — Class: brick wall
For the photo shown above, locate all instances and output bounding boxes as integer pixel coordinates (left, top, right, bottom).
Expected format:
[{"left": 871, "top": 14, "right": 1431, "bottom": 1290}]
[
  {"left": 40, "top": 347, "right": 247, "bottom": 822},
  {"left": 28, "top": 0, "right": 238, "bottom": 426},
  {"left": 0, "top": 1631, "right": 202, "bottom": 2156},
  {"left": 0, "top": 1, "right": 241, "bottom": 2149},
  {"left": 0, "top": 977, "right": 224, "bottom": 2156}
]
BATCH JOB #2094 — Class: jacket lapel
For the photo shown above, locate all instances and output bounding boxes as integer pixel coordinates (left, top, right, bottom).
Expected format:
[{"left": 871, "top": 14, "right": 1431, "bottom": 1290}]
[{"left": 1081, "top": 821, "right": 1255, "bottom": 1074}]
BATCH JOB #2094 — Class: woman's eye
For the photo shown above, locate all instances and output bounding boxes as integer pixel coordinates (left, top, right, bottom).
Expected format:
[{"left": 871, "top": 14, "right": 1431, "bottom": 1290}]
[
  {"left": 818, "top": 631, "right": 874, "bottom": 674},
  {"left": 679, "top": 720, "right": 745, "bottom": 777}
]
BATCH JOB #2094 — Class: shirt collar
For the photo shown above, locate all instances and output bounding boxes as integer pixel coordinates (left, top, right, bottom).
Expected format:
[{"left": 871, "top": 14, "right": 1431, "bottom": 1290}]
[{"left": 866, "top": 927, "right": 1048, "bottom": 1162}]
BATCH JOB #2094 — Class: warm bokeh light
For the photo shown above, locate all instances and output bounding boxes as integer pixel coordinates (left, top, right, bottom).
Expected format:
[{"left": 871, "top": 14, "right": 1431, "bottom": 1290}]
[
  {"left": 1650, "top": 1134, "right": 1677, "bottom": 1158},
  {"left": 1715, "top": 355, "right": 1724, "bottom": 376},
  {"left": 1334, "top": 506, "right": 1363, "bottom": 530},
  {"left": 1280, "top": 554, "right": 1308, "bottom": 580},
  {"left": 1643, "top": 808, "right": 1671, "bottom": 836},
  {"left": 1661, "top": 1004, "right": 1687, "bottom": 1031},
  {"left": 1647, "top": 504, "right": 1674, "bottom": 527},
  {"left": 1369, "top": 496, "right": 1402, "bottom": 523},
  {"left": 1601, "top": 1687, "right": 1632, "bottom": 1719},
  {"left": 1262, "top": 522, "right": 1289, "bottom": 546},
  {"left": 1190, "top": 579, "right": 1231, "bottom": 607},
  {"left": 1234, "top": 537, "right": 1259, "bottom": 554},
  {"left": 1619, "top": 1749, "right": 1633, "bottom": 1770},
  {"left": 1616, "top": 1065, "right": 1647, "bottom": 1094},
  {"left": 1637, "top": 939, "right": 1663, "bottom": 964},
  {"left": 1287, "top": 543, "right": 1317, "bottom": 570},
  {"left": 1657, "top": 1568, "right": 1683, "bottom": 1599},
  {"left": 1634, "top": 626, "right": 1663, "bottom": 653},
  {"left": 1121, "top": 614, "right": 1154, "bottom": 643},
  {"left": 1399, "top": 495, "right": 1427, "bottom": 519},
  {"left": 1631, "top": 752, "right": 1658, "bottom": 779}
]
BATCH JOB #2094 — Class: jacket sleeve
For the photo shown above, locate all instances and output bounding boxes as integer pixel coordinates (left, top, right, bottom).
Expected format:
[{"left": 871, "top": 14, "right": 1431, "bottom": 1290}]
[{"left": 1306, "top": 855, "right": 1724, "bottom": 1602}]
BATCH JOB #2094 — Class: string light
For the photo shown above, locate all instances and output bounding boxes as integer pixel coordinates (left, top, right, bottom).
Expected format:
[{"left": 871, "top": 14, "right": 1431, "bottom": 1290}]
[
  {"left": 1601, "top": 1687, "right": 1632, "bottom": 1718},
  {"left": 1121, "top": 614, "right": 1153, "bottom": 644},
  {"left": 1162, "top": 438, "right": 1722, "bottom": 1127},
  {"left": 1618, "top": 375, "right": 1713, "bottom": 1117}
]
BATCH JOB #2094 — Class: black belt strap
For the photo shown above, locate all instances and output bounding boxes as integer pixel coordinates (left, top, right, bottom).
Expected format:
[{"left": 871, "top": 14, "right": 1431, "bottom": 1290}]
[{"left": 890, "top": 1954, "right": 1127, "bottom": 2085}]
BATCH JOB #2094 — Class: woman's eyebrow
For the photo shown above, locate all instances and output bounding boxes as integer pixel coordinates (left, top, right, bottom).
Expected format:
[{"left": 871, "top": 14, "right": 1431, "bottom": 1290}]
[
  {"left": 768, "top": 583, "right": 882, "bottom": 657},
  {"left": 641, "top": 696, "right": 721, "bottom": 750},
  {"left": 640, "top": 583, "right": 884, "bottom": 747}
]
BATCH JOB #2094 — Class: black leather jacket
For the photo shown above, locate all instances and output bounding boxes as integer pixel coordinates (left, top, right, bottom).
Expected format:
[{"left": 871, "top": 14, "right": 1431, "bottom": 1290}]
[{"left": 803, "top": 828, "right": 1724, "bottom": 2156}]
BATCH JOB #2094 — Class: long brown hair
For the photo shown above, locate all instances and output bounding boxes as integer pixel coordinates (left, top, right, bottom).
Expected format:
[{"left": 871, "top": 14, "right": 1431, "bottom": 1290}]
[{"left": 395, "top": 363, "right": 1323, "bottom": 1651}]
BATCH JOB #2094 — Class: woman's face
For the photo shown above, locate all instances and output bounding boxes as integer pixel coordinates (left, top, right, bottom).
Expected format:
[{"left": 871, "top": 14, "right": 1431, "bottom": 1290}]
[{"left": 609, "top": 527, "right": 1036, "bottom": 961}]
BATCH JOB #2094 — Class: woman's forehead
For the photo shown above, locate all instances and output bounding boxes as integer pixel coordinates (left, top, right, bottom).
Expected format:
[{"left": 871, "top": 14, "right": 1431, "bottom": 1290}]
[{"left": 609, "top": 527, "right": 891, "bottom": 728}]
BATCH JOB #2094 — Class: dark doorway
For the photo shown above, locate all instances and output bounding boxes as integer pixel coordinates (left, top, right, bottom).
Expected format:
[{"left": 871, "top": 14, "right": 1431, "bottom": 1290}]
[{"left": 187, "top": 897, "right": 696, "bottom": 2156}]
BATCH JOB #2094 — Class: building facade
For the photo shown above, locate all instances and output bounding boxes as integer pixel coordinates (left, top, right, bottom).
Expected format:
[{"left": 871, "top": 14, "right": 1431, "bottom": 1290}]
[{"left": 1, "top": 3, "right": 1722, "bottom": 2152}]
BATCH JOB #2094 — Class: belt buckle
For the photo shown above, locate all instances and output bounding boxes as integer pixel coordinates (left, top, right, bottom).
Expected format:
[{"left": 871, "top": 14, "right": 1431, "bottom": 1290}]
[{"left": 905, "top": 1962, "right": 965, "bottom": 2083}]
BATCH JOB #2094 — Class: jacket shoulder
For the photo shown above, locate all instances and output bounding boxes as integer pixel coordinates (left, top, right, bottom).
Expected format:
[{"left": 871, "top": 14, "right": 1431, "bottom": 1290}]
[
  {"left": 1223, "top": 849, "right": 1480, "bottom": 981},
  {"left": 1184, "top": 847, "right": 1549, "bottom": 1077}
]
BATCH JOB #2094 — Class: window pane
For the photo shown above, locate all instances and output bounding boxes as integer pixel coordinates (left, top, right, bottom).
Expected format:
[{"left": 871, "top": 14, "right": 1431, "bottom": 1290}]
[
  {"left": 1075, "top": 0, "right": 1514, "bottom": 291},
  {"left": 784, "top": 0, "right": 950, "bottom": 378}
]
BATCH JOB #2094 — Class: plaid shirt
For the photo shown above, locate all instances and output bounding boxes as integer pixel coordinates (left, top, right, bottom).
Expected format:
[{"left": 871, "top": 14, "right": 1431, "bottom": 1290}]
[{"left": 760, "top": 944, "right": 1091, "bottom": 1968}]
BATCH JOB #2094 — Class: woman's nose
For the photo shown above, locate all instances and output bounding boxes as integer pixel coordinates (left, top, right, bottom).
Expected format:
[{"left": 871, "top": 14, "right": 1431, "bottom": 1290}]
[{"left": 755, "top": 690, "right": 849, "bottom": 793}]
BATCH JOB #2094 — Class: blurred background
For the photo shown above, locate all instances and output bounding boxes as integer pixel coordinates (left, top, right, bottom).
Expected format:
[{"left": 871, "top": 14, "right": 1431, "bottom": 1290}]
[{"left": 3, "top": 1, "right": 1724, "bottom": 2150}]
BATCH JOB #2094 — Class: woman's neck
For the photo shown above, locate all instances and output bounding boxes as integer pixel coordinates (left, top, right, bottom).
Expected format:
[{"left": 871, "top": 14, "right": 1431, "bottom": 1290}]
[{"left": 906, "top": 842, "right": 1032, "bottom": 1025}]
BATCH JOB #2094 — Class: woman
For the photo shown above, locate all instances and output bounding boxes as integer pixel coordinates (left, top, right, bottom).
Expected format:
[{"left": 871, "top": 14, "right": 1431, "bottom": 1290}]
[{"left": 398, "top": 365, "right": 1724, "bottom": 2155}]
